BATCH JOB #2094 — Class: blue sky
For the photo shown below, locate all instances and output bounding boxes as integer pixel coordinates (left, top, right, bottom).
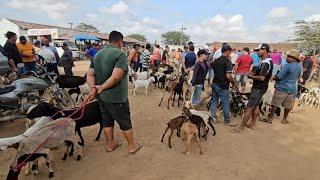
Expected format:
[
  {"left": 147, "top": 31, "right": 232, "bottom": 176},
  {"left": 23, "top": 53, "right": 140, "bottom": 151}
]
[{"left": 1, "top": 0, "right": 320, "bottom": 45}]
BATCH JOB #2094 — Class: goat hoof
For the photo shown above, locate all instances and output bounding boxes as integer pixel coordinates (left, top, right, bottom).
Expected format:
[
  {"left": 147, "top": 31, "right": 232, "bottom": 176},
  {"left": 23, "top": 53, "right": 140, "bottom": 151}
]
[
  {"left": 76, "top": 155, "right": 82, "bottom": 161},
  {"left": 78, "top": 141, "right": 84, "bottom": 146},
  {"left": 95, "top": 137, "right": 100, "bottom": 141},
  {"left": 69, "top": 151, "right": 74, "bottom": 156},
  {"left": 169, "top": 145, "right": 172, "bottom": 148},
  {"left": 200, "top": 151, "right": 204, "bottom": 155},
  {"left": 49, "top": 172, "right": 54, "bottom": 178},
  {"left": 62, "top": 154, "right": 67, "bottom": 161}
]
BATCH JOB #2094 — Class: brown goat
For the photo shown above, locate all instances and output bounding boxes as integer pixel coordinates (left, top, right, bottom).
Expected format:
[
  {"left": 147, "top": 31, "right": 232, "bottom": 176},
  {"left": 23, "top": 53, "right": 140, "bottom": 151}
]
[
  {"left": 181, "top": 120, "right": 203, "bottom": 155},
  {"left": 161, "top": 115, "right": 188, "bottom": 148}
]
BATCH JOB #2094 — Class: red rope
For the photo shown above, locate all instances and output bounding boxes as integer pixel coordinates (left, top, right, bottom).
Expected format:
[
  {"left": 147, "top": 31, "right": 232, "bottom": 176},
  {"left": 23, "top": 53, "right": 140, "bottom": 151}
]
[{"left": 12, "top": 97, "right": 91, "bottom": 171}]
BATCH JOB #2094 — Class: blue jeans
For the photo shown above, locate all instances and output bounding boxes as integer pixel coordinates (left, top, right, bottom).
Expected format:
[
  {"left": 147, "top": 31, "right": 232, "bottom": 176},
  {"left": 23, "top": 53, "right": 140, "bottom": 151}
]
[
  {"left": 210, "top": 83, "right": 231, "bottom": 123},
  {"left": 192, "top": 84, "right": 203, "bottom": 106},
  {"left": 24, "top": 62, "right": 36, "bottom": 73}
]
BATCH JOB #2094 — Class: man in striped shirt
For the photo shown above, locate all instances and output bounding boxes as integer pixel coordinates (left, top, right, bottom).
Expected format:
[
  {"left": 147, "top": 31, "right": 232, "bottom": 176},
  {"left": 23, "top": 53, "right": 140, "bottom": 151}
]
[{"left": 141, "top": 43, "right": 151, "bottom": 72}]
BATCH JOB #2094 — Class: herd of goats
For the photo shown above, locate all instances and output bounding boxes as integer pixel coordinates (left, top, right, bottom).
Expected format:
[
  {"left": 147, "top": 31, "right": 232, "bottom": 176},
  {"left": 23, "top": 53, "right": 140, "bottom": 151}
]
[{"left": 0, "top": 62, "right": 320, "bottom": 179}]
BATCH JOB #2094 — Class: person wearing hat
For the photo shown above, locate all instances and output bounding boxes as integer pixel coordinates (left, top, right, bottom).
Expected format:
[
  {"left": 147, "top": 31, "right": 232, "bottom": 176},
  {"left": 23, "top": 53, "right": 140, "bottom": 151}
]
[
  {"left": 210, "top": 44, "right": 238, "bottom": 126},
  {"left": 232, "top": 43, "right": 273, "bottom": 132},
  {"left": 265, "top": 49, "right": 303, "bottom": 124},
  {"left": 191, "top": 49, "right": 209, "bottom": 107},
  {"left": 17, "top": 36, "right": 36, "bottom": 73},
  {"left": 233, "top": 47, "right": 253, "bottom": 92}
]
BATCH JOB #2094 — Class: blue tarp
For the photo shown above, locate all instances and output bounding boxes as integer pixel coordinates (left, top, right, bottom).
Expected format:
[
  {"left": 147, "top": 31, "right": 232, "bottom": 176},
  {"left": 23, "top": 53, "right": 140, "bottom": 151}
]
[{"left": 75, "top": 34, "right": 100, "bottom": 41}]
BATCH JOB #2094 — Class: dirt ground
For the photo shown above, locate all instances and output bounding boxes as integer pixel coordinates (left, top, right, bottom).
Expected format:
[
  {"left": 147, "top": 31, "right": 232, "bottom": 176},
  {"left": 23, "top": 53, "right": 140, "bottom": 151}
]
[{"left": 1, "top": 61, "right": 320, "bottom": 180}]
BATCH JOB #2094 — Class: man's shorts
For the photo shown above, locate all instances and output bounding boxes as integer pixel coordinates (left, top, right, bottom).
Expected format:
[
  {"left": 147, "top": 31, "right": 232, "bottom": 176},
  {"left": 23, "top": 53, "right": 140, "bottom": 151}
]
[
  {"left": 235, "top": 73, "right": 248, "bottom": 87},
  {"left": 246, "top": 88, "right": 266, "bottom": 108},
  {"left": 99, "top": 100, "right": 132, "bottom": 131},
  {"left": 271, "top": 89, "right": 295, "bottom": 109}
]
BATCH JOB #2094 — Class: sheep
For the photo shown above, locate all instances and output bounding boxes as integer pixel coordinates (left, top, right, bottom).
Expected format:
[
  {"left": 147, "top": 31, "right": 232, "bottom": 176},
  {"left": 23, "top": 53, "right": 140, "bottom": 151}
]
[
  {"left": 26, "top": 101, "right": 103, "bottom": 147},
  {"left": 181, "top": 120, "right": 203, "bottom": 155},
  {"left": 161, "top": 115, "right": 188, "bottom": 148},
  {"left": 132, "top": 76, "right": 155, "bottom": 96},
  {"left": 1, "top": 116, "right": 82, "bottom": 179}
]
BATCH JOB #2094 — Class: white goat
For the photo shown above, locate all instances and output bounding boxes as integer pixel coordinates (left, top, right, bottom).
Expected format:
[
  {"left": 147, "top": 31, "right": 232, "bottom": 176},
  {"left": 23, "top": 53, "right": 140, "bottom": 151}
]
[
  {"left": 1, "top": 116, "right": 82, "bottom": 179},
  {"left": 128, "top": 66, "right": 148, "bottom": 81},
  {"left": 132, "top": 76, "right": 155, "bottom": 96}
]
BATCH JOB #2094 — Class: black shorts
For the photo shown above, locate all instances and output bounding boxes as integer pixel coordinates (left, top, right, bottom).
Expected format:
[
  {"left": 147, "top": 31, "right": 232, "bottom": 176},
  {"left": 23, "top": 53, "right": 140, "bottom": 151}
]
[
  {"left": 246, "top": 88, "right": 266, "bottom": 108},
  {"left": 99, "top": 100, "right": 132, "bottom": 131}
]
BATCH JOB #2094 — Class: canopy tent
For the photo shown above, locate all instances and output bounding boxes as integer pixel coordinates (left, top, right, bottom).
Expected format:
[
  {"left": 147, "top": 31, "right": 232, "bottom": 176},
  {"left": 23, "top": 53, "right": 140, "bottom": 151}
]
[{"left": 74, "top": 34, "right": 100, "bottom": 41}]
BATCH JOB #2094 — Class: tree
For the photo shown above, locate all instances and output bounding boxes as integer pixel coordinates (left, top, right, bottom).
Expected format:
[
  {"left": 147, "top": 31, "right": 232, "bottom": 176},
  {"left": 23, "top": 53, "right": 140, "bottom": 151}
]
[
  {"left": 161, "top": 31, "right": 190, "bottom": 45},
  {"left": 75, "top": 23, "right": 99, "bottom": 32},
  {"left": 293, "top": 20, "right": 320, "bottom": 54},
  {"left": 127, "top": 34, "right": 147, "bottom": 42}
]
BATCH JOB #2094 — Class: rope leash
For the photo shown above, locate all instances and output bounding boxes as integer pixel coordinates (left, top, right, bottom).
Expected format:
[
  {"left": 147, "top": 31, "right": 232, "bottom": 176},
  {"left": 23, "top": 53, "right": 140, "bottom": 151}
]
[{"left": 12, "top": 97, "right": 91, "bottom": 171}]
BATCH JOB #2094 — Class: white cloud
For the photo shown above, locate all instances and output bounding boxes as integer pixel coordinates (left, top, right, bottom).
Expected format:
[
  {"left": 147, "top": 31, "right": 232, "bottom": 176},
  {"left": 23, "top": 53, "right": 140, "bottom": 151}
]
[
  {"left": 6, "top": 0, "right": 70, "bottom": 20},
  {"left": 305, "top": 14, "right": 320, "bottom": 22},
  {"left": 99, "top": 1, "right": 130, "bottom": 16},
  {"left": 258, "top": 7, "right": 293, "bottom": 42},
  {"left": 267, "top": 7, "right": 292, "bottom": 22},
  {"left": 188, "top": 14, "right": 250, "bottom": 44}
]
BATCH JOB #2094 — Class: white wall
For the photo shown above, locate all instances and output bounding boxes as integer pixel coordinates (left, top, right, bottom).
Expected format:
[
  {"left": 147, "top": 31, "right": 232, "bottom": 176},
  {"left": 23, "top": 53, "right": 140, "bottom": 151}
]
[{"left": 0, "top": 18, "right": 27, "bottom": 46}]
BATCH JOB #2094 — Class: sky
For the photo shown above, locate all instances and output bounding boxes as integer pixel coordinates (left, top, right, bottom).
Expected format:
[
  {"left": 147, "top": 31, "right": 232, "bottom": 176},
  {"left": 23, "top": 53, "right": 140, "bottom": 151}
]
[{"left": 0, "top": 0, "right": 320, "bottom": 45}]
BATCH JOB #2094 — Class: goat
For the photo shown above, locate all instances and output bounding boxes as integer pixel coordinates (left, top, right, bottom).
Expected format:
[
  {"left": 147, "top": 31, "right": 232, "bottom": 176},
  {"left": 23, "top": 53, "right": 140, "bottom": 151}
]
[
  {"left": 161, "top": 115, "right": 188, "bottom": 148},
  {"left": 172, "top": 75, "right": 184, "bottom": 107},
  {"left": 181, "top": 120, "right": 203, "bottom": 155},
  {"left": 1, "top": 117, "right": 82, "bottom": 179},
  {"left": 128, "top": 66, "right": 148, "bottom": 82},
  {"left": 183, "top": 101, "right": 216, "bottom": 136},
  {"left": 182, "top": 107, "right": 209, "bottom": 140},
  {"left": 26, "top": 101, "right": 103, "bottom": 147},
  {"left": 132, "top": 76, "right": 155, "bottom": 96}
]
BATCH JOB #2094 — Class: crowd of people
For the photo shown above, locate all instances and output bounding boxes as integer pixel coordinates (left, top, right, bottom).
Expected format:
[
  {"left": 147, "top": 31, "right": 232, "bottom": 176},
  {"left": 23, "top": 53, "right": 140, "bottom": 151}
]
[{"left": 1, "top": 31, "right": 75, "bottom": 76}]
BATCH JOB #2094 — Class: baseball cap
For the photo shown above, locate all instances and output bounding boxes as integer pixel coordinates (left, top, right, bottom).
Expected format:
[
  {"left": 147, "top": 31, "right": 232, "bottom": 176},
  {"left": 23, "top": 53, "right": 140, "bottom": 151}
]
[
  {"left": 242, "top": 47, "right": 250, "bottom": 53},
  {"left": 197, "top": 49, "right": 208, "bottom": 56},
  {"left": 221, "top": 44, "right": 232, "bottom": 53},
  {"left": 256, "top": 43, "right": 270, "bottom": 52}
]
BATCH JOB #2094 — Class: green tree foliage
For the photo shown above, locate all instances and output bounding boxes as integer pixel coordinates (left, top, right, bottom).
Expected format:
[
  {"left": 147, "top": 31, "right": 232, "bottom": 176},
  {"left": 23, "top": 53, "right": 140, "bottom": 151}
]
[
  {"left": 293, "top": 20, "right": 320, "bottom": 54},
  {"left": 161, "top": 31, "right": 190, "bottom": 45},
  {"left": 127, "top": 34, "right": 147, "bottom": 42},
  {"left": 75, "top": 23, "right": 99, "bottom": 32}
]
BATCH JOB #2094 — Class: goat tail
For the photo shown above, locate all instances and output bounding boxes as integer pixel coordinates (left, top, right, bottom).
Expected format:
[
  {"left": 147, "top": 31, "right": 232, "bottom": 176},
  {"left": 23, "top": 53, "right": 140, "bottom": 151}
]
[{"left": 0, "top": 135, "right": 24, "bottom": 150}]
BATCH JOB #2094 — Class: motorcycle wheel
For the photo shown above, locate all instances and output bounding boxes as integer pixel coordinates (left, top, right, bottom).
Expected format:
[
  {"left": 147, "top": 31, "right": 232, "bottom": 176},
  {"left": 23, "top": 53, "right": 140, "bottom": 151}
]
[{"left": 57, "top": 89, "right": 76, "bottom": 108}]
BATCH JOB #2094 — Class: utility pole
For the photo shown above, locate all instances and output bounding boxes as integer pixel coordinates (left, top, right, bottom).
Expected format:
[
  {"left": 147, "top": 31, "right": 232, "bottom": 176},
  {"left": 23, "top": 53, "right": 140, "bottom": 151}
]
[
  {"left": 180, "top": 25, "right": 186, "bottom": 45},
  {"left": 68, "top": 22, "right": 74, "bottom": 29}
]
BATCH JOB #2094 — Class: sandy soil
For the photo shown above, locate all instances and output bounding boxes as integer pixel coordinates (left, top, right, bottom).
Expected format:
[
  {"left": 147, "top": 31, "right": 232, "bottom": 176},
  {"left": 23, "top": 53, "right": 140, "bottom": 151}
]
[{"left": 1, "top": 61, "right": 320, "bottom": 180}]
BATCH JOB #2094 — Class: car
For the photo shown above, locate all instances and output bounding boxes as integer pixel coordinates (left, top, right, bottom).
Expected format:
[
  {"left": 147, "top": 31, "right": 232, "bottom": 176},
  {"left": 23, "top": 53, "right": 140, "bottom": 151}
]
[{"left": 0, "top": 46, "right": 10, "bottom": 75}]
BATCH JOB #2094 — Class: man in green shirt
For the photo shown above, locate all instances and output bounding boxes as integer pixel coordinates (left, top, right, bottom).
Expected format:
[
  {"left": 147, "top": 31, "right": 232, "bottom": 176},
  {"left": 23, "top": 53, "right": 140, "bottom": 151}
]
[{"left": 87, "top": 31, "right": 141, "bottom": 154}]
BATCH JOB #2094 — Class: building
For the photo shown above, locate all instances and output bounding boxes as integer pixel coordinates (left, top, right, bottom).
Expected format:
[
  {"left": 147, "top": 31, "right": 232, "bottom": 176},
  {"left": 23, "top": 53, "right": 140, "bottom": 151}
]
[{"left": 0, "top": 18, "right": 143, "bottom": 46}]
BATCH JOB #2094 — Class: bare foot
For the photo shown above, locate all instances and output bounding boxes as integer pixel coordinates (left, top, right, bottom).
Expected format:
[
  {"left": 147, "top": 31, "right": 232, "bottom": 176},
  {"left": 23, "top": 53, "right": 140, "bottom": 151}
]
[
  {"left": 230, "top": 127, "right": 243, "bottom": 133},
  {"left": 106, "top": 142, "right": 122, "bottom": 152},
  {"left": 246, "top": 124, "right": 257, "bottom": 130},
  {"left": 281, "top": 120, "right": 290, "bottom": 124},
  {"left": 129, "top": 142, "right": 142, "bottom": 154}
]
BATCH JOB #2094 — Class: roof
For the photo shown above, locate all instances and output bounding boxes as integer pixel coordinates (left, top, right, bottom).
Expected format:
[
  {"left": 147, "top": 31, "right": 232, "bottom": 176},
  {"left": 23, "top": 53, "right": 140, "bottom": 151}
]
[{"left": 6, "top": 18, "right": 142, "bottom": 43}]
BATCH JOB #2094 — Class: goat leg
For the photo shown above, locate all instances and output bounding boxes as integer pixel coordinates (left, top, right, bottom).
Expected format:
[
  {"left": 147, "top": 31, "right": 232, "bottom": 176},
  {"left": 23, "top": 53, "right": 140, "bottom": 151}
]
[
  {"left": 196, "top": 132, "right": 204, "bottom": 155},
  {"left": 95, "top": 123, "right": 103, "bottom": 141},
  {"left": 159, "top": 90, "right": 166, "bottom": 107},
  {"left": 176, "top": 127, "right": 180, "bottom": 137},
  {"left": 172, "top": 92, "right": 176, "bottom": 107},
  {"left": 45, "top": 154, "right": 54, "bottom": 178},
  {"left": 168, "top": 129, "right": 174, "bottom": 148},
  {"left": 161, "top": 125, "right": 169, "bottom": 142},
  {"left": 76, "top": 128, "right": 85, "bottom": 147},
  {"left": 62, "top": 141, "right": 70, "bottom": 160},
  {"left": 208, "top": 120, "right": 216, "bottom": 136},
  {"left": 183, "top": 134, "right": 192, "bottom": 155}
]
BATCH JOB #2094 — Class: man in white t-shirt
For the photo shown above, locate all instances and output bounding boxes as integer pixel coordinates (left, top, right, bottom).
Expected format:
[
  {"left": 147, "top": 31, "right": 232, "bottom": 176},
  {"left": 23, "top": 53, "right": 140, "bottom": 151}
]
[{"left": 41, "top": 36, "right": 60, "bottom": 74}]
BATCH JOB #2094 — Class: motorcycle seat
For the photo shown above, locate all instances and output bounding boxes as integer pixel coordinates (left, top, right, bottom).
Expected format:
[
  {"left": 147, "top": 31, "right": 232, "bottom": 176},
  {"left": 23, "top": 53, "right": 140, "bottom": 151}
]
[{"left": 0, "top": 86, "right": 16, "bottom": 95}]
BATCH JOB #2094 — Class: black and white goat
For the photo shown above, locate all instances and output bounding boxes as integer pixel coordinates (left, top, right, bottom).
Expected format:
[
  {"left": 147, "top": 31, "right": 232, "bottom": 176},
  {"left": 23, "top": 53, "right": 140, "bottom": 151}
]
[
  {"left": 1, "top": 116, "right": 82, "bottom": 179},
  {"left": 27, "top": 100, "right": 103, "bottom": 146}
]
